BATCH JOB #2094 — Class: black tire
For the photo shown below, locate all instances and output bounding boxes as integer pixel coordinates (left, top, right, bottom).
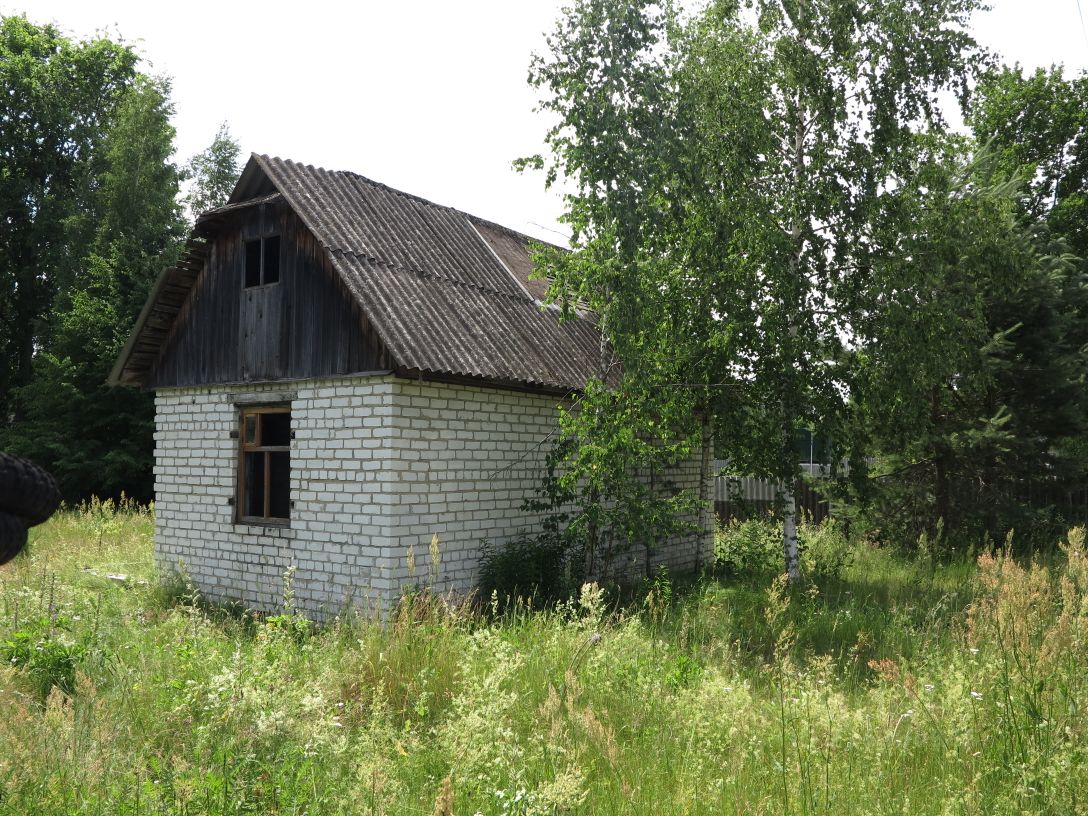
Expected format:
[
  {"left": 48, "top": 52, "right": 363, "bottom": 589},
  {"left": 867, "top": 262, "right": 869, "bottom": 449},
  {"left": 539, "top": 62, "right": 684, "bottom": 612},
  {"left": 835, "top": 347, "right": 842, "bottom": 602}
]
[
  {"left": 0, "top": 452, "right": 61, "bottom": 527},
  {"left": 0, "top": 512, "right": 28, "bottom": 566}
]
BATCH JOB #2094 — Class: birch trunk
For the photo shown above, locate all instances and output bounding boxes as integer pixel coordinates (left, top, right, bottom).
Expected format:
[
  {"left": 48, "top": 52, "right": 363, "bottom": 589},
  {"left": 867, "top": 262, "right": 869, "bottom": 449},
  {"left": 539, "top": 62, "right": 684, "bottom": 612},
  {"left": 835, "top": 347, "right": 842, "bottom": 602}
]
[
  {"left": 780, "top": 478, "right": 800, "bottom": 582},
  {"left": 779, "top": 99, "right": 805, "bottom": 584},
  {"left": 697, "top": 413, "right": 714, "bottom": 569}
]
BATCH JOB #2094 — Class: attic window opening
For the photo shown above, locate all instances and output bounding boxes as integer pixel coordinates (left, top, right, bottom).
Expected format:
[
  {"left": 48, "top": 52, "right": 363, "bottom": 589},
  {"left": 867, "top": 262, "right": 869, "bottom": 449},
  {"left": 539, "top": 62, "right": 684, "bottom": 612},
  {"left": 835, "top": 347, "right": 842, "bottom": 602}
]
[
  {"left": 238, "top": 405, "right": 290, "bottom": 524},
  {"left": 244, "top": 235, "right": 281, "bottom": 288}
]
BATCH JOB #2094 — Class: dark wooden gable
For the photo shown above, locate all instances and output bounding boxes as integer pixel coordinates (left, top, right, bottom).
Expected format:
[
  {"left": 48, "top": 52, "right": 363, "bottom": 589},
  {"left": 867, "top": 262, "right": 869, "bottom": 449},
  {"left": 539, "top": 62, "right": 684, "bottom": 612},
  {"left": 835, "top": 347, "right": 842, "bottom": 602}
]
[
  {"left": 113, "top": 154, "right": 610, "bottom": 393},
  {"left": 147, "top": 198, "right": 391, "bottom": 388}
]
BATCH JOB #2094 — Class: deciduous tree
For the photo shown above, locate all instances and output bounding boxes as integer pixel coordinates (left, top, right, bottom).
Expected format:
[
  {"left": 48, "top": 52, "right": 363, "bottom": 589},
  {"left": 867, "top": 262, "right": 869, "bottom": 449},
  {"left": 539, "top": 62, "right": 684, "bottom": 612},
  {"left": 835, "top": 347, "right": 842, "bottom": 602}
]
[
  {"left": 970, "top": 65, "right": 1088, "bottom": 258},
  {"left": 183, "top": 121, "right": 242, "bottom": 219},
  {"left": 527, "top": 0, "right": 984, "bottom": 578},
  {"left": 0, "top": 16, "right": 139, "bottom": 414},
  {"left": 0, "top": 18, "right": 185, "bottom": 500}
]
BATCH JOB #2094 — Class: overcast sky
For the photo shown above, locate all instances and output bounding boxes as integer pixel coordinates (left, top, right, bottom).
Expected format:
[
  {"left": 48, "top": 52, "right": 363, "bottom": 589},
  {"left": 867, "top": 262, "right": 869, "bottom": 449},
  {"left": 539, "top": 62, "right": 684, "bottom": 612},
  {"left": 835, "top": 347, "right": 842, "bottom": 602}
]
[{"left": 4, "top": 0, "right": 1088, "bottom": 241}]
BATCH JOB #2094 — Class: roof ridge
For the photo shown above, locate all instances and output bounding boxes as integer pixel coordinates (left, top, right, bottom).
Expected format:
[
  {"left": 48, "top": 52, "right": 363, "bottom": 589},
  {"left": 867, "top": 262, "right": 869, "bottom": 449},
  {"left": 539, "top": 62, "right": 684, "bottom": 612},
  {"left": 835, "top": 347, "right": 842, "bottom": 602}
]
[
  {"left": 258, "top": 154, "right": 564, "bottom": 251},
  {"left": 327, "top": 247, "right": 542, "bottom": 307},
  {"left": 467, "top": 213, "right": 556, "bottom": 249}
]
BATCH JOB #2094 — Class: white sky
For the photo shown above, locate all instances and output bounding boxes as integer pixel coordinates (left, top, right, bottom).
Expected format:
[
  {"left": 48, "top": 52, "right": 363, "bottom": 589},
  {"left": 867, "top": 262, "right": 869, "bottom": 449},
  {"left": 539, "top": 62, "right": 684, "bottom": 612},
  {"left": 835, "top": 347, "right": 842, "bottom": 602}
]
[{"left": 5, "top": 0, "right": 1088, "bottom": 242}]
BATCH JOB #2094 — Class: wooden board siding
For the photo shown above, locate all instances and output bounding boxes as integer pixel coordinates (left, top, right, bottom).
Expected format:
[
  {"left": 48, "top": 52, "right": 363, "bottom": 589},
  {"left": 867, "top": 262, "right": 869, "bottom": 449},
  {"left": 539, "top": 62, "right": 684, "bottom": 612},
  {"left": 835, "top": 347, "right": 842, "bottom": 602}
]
[
  {"left": 148, "top": 201, "right": 390, "bottom": 388},
  {"left": 113, "top": 156, "right": 609, "bottom": 392}
]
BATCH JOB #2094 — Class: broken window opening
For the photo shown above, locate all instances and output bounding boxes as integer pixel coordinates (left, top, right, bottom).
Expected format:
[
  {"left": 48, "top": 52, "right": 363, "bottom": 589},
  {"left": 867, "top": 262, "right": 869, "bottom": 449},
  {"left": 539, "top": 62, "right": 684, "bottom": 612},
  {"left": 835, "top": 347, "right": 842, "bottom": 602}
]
[
  {"left": 243, "top": 234, "right": 281, "bottom": 288},
  {"left": 238, "top": 405, "right": 291, "bottom": 524}
]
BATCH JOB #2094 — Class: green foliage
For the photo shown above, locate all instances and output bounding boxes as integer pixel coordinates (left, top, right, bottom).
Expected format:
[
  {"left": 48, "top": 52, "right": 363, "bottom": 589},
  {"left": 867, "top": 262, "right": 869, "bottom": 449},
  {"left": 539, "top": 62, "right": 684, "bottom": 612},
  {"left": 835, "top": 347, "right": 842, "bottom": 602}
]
[
  {"left": 546, "top": 383, "right": 705, "bottom": 578},
  {"left": 0, "top": 16, "right": 140, "bottom": 405},
  {"left": 5, "top": 503, "right": 1088, "bottom": 813},
  {"left": 714, "top": 516, "right": 784, "bottom": 575},
  {"left": 854, "top": 147, "right": 1088, "bottom": 549},
  {"left": 478, "top": 531, "right": 577, "bottom": 608},
  {"left": 0, "top": 18, "right": 185, "bottom": 501},
  {"left": 183, "top": 121, "right": 242, "bottom": 219},
  {"left": 714, "top": 516, "right": 854, "bottom": 579},
  {"left": 970, "top": 64, "right": 1088, "bottom": 258},
  {"left": 526, "top": 0, "right": 987, "bottom": 575},
  {"left": 1, "top": 616, "right": 86, "bottom": 698},
  {"left": 840, "top": 66, "right": 1088, "bottom": 551}
]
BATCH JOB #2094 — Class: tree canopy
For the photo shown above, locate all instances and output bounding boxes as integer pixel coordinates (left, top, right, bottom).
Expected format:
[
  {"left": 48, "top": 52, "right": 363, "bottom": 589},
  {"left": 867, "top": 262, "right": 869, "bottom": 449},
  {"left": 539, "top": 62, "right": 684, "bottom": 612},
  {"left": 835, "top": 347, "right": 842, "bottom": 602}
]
[
  {"left": 526, "top": 0, "right": 995, "bottom": 573},
  {"left": 184, "top": 121, "right": 242, "bottom": 219},
  {"left": 0, "top": 17, "right": 142, "bottom": 409},
  {"left": 970, "top": 65, "right": 1088, "bottom": 258},
  {"left": 0, "top": 16, "right": 188, "bottom": 501}
]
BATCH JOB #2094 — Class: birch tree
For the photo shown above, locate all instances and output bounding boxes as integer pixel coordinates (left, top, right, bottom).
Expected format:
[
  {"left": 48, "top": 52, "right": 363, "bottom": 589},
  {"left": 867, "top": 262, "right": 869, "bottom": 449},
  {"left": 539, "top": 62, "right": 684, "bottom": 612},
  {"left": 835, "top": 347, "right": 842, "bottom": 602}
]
[
  {"left": 527, "top": 0, "right": 984, "bottom": 579},
  {"left": 184, "top": 122, "right": 242, "bottom": 220}
]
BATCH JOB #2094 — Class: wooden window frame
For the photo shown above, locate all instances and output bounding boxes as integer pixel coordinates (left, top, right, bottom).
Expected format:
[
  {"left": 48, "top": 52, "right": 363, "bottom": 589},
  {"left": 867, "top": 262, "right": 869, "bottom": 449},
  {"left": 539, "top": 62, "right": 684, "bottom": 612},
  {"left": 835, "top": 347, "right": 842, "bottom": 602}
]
[
  {"left": 243, "top": 234, "right": 281, "bottom": 289},
  {"left": 237, "top": 404, "right": 291, "bottom": 526}
]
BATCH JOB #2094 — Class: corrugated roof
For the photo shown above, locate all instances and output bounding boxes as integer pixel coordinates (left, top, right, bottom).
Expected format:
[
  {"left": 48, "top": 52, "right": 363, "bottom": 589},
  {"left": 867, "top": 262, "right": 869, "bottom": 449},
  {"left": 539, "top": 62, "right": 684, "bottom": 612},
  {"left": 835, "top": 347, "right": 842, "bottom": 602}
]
[
  {"left": 253, "top": 155, "right": 609, "bottom": 390},
  {"left": 111, "top": 154, "right": 613, "bottom": 391}
]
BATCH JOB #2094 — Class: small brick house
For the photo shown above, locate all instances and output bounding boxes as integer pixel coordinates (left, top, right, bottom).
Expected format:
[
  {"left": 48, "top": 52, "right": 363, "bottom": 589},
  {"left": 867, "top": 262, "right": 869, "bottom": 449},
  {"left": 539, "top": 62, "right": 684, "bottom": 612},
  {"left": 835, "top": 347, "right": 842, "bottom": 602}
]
[{"left": 111, "top": 155, "right": 713, "bottom": 616}]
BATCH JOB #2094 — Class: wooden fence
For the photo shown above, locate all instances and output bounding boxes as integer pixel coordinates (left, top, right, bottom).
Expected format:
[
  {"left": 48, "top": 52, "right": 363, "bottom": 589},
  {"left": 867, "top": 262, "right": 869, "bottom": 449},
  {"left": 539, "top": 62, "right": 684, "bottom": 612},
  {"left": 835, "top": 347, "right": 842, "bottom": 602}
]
[{"left": 713, "top": 464, "right": 1088, "bottom": 528}]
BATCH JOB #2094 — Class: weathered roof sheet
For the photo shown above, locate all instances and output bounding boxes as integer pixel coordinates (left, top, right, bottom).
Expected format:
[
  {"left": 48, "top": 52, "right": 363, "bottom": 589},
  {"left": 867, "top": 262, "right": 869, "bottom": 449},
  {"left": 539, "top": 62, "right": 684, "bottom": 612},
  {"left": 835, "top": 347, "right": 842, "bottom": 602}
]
[
  {"left": 112, "top": 154, "right": 613, "bottom": 391},
  {"left": 248, "top": 155, "right": 608, "bottom": 390}
]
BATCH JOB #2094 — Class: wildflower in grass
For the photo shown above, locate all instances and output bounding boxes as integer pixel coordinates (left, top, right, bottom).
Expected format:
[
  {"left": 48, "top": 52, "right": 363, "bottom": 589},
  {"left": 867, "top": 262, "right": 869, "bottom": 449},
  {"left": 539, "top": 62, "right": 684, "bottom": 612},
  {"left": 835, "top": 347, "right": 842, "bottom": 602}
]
[
  {"left": 300, "top": 691, "right": 325, "bottom": 713},
  {"left": 868, "top": 657, "right": 900, "bottom": 683},
  {"left": 535, "top": 766, "right": 588, "bottom": 812},
  {"left": 578, "top": 582, "right": 605, "bottom": 624},
  {"left": 438, "top": 631, "right": 525, "bottom": 792},
  {"left": 256, "top": 709, "right": 288, "bottom": 735},
  {"left": 431, "top": 775, "right": 454, "bottom": 816}
]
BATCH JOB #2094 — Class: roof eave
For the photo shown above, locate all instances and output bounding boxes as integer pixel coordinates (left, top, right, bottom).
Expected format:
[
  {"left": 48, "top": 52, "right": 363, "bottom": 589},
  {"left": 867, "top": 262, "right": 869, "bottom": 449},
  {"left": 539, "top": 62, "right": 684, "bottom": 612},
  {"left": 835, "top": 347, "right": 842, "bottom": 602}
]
[
  {"left": 394, "top": 365, "right": 579, "bottom": 397},
  {"left": 108, "top": 263, "right": 175, "bottom": 388}
]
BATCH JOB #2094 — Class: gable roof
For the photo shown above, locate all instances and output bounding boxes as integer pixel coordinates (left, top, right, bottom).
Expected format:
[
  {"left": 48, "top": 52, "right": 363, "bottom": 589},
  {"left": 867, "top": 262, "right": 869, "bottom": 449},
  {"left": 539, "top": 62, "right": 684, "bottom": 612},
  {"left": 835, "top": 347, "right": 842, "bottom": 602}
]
[{"left": 111, "top": 154, "right": 611, "bottom": 392}]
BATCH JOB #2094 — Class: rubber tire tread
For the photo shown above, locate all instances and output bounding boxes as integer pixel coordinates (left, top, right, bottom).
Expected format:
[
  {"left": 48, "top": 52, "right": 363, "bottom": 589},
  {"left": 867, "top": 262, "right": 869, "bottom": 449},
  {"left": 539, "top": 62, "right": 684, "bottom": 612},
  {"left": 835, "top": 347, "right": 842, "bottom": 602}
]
[
  {"left": 0, "top": 512, "right": 28, "bottom": 566},
  {"left": 0, "top": 453, "right": 61, "bottom": 527}
]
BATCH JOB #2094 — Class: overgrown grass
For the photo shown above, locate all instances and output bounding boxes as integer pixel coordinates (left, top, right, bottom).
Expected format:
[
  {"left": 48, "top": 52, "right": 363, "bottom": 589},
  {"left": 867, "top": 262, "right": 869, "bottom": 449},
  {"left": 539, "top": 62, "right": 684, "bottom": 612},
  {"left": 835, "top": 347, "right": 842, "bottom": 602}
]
[{"left": 0, "top": 503, "right": 1085, "bottom": 814}]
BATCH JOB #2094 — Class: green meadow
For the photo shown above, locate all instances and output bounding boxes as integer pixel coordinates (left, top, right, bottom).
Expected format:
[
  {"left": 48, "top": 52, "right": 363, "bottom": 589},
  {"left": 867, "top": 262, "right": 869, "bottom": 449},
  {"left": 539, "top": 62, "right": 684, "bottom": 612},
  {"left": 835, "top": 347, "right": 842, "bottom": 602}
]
[{"left": 0, "top": 502, "right": 1084, "bottom": 815}]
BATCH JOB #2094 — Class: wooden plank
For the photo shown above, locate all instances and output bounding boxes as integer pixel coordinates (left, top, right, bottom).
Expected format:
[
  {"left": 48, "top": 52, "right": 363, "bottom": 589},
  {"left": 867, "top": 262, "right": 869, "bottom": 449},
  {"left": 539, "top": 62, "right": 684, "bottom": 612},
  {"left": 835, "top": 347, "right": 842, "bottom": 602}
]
[{"left": 149, "top": 202, "right": 387, "bottom": 387}]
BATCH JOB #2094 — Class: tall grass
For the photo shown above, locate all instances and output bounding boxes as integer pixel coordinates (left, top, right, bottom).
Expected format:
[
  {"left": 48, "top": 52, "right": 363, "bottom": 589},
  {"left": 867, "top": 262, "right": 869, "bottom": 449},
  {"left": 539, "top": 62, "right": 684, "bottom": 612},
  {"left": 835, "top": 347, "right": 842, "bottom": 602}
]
[{"left": 0, "top": 504, "right": 1084, "bottom": 814}]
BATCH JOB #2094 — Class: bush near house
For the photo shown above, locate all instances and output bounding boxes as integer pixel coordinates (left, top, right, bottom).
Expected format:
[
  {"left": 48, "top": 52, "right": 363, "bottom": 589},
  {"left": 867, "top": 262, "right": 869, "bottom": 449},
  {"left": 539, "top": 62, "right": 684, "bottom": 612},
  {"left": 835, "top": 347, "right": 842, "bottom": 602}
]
[
  {"left": 713, "top": 516, "right": 855, "bottom": 579},
  {"left": 0, "top": 502, "right": 1086, "bottom": 815}
]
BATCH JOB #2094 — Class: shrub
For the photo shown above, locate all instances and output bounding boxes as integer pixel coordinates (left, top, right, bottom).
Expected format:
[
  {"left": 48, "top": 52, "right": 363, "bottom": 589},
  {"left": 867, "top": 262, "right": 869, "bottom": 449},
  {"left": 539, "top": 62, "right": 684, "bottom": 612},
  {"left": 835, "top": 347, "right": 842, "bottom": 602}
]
[
  {"left": 714, "top": 517, "right": 782, "bottom": 575},
  {"left": 478, "top": 531, "right": 580, "bottom": 608},
  {"left": 799, "top": 517, "right": 854, "bottom": 579},
  {"left": 1, "top": 616, "right": 86, "bottom": 697},
  {"left": 714, "top": 516, "right": 853, "bottom": 579}
]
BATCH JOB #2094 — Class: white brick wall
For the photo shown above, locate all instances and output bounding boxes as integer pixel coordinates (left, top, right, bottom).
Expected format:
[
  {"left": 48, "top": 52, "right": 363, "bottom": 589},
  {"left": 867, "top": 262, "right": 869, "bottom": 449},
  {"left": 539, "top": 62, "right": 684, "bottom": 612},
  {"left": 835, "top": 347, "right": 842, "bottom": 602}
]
[{"left": 154, "top": 375, "right": 713, "bottom": 618}]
